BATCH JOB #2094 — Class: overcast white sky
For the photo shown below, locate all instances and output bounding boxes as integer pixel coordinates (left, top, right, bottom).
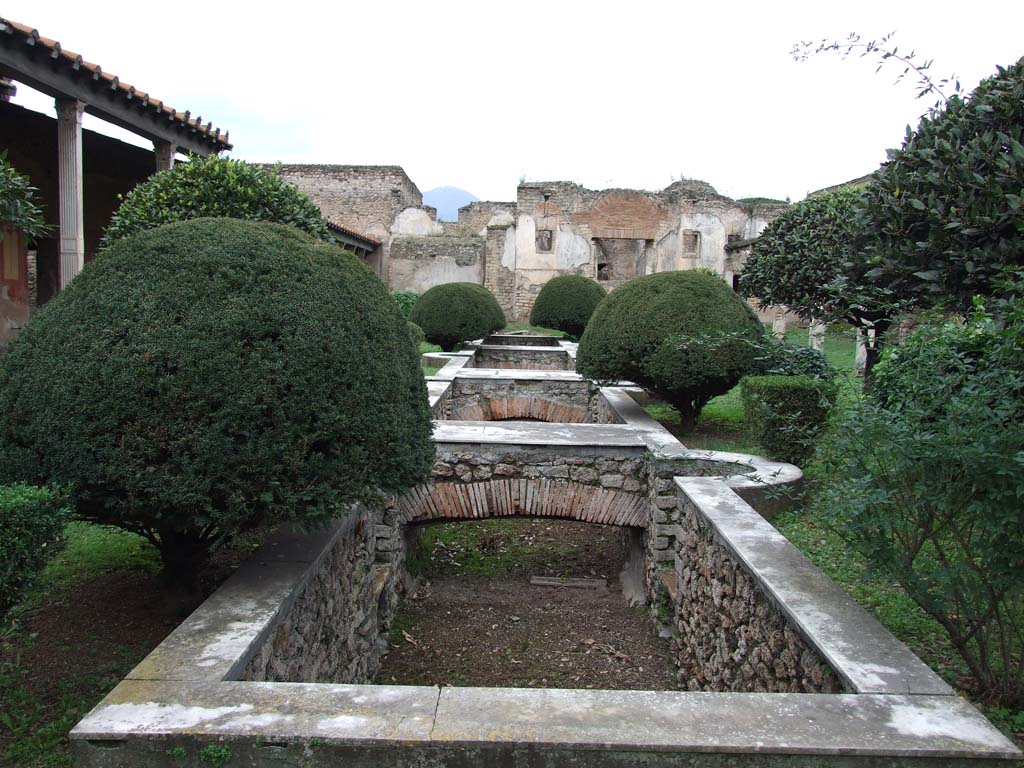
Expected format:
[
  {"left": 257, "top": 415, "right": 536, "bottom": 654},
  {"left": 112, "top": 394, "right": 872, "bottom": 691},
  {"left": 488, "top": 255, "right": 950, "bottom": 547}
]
[{"left": 5, "top": 1, "right": 1023, "bottom": 202}]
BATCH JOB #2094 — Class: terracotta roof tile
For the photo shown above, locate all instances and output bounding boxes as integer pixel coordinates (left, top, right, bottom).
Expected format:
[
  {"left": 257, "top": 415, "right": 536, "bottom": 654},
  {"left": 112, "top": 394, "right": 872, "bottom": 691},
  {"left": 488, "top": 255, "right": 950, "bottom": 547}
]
[
  {"left": 0, "top": 17, "right": 231, "bottom": 151},
  {"left": 325, "top": 218, "right": 382, "bottom": 248}
]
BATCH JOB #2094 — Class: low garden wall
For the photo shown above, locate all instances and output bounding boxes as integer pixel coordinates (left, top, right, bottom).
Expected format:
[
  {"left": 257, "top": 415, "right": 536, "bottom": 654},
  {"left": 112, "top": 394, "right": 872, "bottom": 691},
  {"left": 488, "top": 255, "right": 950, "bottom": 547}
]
[
  {"left": 69, "top": 341, "right": 1019, "bottom": 766},
  {"left": 471, "top": 344, "right": 575, "bottom": 371}
]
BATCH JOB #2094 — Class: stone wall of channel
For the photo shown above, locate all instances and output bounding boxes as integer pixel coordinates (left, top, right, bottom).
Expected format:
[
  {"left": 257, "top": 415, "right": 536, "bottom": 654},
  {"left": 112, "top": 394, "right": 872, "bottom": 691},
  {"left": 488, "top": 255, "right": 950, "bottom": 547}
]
[
  {"left": 242, "top": 508, "right": 404, "bottom": 684},
  {"left": 433, "top": 444, "right": 646, "bottom": 494},
  {"left": 447, "top": 377, "right": 598, "bottom": 417},
  {"left": 663, "top": 490, "right": 842, "bottom": 693},
  {"left": 472, "top": 346, "right": 574, "bottom": 371}
]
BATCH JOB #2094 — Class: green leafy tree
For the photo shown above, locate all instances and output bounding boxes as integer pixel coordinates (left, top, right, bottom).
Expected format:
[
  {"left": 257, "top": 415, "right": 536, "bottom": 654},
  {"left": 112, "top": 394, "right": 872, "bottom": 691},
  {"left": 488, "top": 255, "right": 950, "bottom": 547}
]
[
  {"left": 101, "top": 156, "right": 332, "bottom": 248},
  {"left": 0, "top": 219, "right": 433, "bottom": 588},
  {"left": 739, "top": 187, "right": 893, "bottom": 379},
  {"left": 861, "top": 56, "right": 1024, "bottom": 311},
  {"left": 0, "top": 151, "right": 53, "bottom": 244},
  {"left": 529, "top": 275, "right": 607, "bottom": 340},
  {"left": 409, "top": 283, "right": 505, "bottom": 351},
  {"left": 577, "top": 270, "right": 765, "bottom": 431}
]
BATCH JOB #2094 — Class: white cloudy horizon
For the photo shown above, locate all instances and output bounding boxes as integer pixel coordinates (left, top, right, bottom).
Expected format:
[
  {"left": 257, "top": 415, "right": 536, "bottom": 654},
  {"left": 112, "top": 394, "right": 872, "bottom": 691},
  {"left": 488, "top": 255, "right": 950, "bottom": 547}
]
[{"left": 4, "top": 0, "right": 1022, "bottom": 204}]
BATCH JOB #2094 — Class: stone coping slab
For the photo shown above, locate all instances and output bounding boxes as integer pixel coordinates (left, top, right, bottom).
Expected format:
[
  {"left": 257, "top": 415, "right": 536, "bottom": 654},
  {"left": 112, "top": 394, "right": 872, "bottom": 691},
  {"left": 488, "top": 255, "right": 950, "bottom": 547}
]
[
  {"left": 676, "top": 478, "right": 952, "bottom": 697},
  {"left": 72, "top": 682, "right": 1019, "bottom": 761},
  {"left": 451, "top": 367, "right": 584, "bottom": 381},
  {"left": 432, "top": 421, "right": 652, "bottom": 448},
  {"left": 126, "top": 518, "right": 359, "bottom": 685}
]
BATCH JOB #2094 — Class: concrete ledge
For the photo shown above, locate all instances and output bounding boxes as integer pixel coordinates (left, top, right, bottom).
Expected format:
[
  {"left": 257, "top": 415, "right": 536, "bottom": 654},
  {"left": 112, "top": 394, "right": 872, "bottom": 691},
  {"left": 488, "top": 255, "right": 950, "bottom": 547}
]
[
  {"left": 675, "top": 478, "right": 952, "bottom": 697},
  {"left": 452, "top": 367, "right": 584, "bottom": 381},
  {"left": 432, "top": 421, "right": 651, "bottom": 448},
  {"left": 72, "top": 682, "right": 1019, "bottom": 763}
]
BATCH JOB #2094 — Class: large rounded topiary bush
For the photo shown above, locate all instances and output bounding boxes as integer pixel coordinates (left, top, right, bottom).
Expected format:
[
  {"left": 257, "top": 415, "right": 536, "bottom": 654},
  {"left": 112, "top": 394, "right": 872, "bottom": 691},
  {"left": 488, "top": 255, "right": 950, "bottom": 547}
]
[
  {"left": 409, "top": 282, "right": 505, "bottom": 351},
  {"left": 529, "top": 275, "right": 607, "bottom": 340},
  {"left": 0, "top": 218, "right": 433, "bottom": 586},
  {"left": 577, "top": 270, "right": 765, "bottom": 430},
  {"left": 101, "top": 156, "right": 332, "bottom": 248}
]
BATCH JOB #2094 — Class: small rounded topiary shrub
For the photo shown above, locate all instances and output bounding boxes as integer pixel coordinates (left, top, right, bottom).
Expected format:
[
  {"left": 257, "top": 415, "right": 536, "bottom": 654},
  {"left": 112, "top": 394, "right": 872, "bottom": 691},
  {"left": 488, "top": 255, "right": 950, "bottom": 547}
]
[
  {"left": 392, "top": 290, "right": 420, "bottom": 319},
  {"left": 529, "top": 275, "right": 607, "bottom": 340},
  {"left": 101, "top": 156, "right": 332, "bottom": 248},
  {"left": 740, "top": 375, "right": 837, "bottom": 466},
  {"left": 407, "top": 321, "right": 425, "bottom": 348},
  {"left": 577, "top": 270, "right": 765, "bottom": 430},
  {"left": 0, "top": 218, "right": 433, "bottom": 587},
  {"left": 409, "top": 282, "right": 505, "bottom": 351},
  {"left": 0, "top": 483, "right": 68, "bottom": 615}
]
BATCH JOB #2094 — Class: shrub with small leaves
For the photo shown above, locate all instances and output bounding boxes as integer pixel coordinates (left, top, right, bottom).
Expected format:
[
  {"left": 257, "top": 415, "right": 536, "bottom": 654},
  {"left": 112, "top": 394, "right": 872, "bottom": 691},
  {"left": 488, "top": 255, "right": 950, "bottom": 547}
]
[
  {"left": 577, "top": 270, "right": 765, "bottom": 430},
  {"left": 407, "top": 321, "right": 425, "bottom": 348},
  {"left": 0, "top": 483, "right": 69, "bottom": 615},
  {"left": 101, "top": 156, "right": 332, "bottom": 248},
  {"left": 0, "top": 151, "right": 53, "bottom": 244},
  {"left": 409, "top": 283, "right": 505, "bottom": 351},
  {"left": 0, "top": 218, "right": 433, "bottom": 587},
  {"left": 813, "top": 308, "right": 1024, "bottom": 705},
  {"left": 529, "top": 275, "right": 607, "bottom": 340},
  {"left": 741, "top": 375, "right": 837, "bottom": 465},
  {"left": 391, "top": 290, "right": 420, "bottom": 319},
  {"left": 756, "top": 340, "right": 834, "bottom": 380}
]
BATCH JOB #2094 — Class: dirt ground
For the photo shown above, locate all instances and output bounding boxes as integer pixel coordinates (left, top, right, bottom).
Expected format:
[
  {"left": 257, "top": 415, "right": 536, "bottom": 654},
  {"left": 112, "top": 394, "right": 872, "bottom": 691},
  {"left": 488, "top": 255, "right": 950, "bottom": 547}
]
[
  {"left": 0, "top": 546, "right": 248, "bottom": 766},
  {"left": 376, "top": 519, "right": 676, "bottom": 690}
]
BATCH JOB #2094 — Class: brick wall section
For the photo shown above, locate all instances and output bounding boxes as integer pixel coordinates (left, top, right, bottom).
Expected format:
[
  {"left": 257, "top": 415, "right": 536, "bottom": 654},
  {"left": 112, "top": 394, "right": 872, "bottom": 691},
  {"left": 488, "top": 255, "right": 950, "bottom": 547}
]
[
  {"left": 455, "top": 201, "right": 517, "bottom": 233},
  {"left": 243, "top": 510, "right": 403, "bottom": 684},
  {"left": 450, "top": 396, "right": 591, "bottom": 423},
  {"left": 269, "top": 165, "right": 421, "bottom": 238},
  {"left": 389, "top": 234, "right": 483, "bottom": 265},
  {"left": 397, "top": 478, "right": 648, "bottom": 527},
  {"left": 671, "top": 493, "right": 843, "bottom": 693},
  {"left": 483, "top": 225, "right": 516, "bottom": 315}
]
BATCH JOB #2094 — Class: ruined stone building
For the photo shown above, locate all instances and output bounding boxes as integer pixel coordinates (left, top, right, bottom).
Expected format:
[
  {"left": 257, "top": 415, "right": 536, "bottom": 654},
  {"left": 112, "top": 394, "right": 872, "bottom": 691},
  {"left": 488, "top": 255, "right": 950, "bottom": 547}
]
[{"left": 272, "top": 165, "right": 788, "bottom": 321}]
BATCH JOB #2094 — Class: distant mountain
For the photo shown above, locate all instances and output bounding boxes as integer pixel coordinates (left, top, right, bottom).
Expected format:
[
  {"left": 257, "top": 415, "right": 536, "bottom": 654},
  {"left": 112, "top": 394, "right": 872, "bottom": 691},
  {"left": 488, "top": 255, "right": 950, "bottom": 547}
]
[{"left": 423, "top": 186, "right": 479, "bottom": 222}]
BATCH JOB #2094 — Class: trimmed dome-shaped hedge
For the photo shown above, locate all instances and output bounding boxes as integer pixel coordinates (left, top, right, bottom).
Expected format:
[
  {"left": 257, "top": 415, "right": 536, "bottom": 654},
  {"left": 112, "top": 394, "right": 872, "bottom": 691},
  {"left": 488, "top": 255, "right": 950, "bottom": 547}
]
[
  {"left": 577, "top": 270, "right": 765, "bottom": 430},
  {"left": 529, "top": 275, "right": 607, "bottom": 339},
  {"left": 409, "top": 283, "right": 505, "bottom": 351},
  {"left": 101, "top": 156, "right": 332, "bottom": 248},
  {"left": 0, "top": 218, "right": 433, "bottom": 585}
]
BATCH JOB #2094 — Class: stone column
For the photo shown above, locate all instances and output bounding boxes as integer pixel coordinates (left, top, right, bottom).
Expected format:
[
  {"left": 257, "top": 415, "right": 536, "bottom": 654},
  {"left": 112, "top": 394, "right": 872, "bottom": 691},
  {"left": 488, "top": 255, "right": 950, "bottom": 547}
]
[
  {"left": 56, "top": 98, "right": 85, "bottom": 290},
  {"left": 809, "top": 318, "right": 826, "bottom": 352},
  {"left": 153, "top": 140, "right": 175, "bottom": 172},
  {"left": 854, "top": 326, "right": 875, "bottom": 378},
  {"left": 771, "top": 306, "right": 788, "bottom": 339}
]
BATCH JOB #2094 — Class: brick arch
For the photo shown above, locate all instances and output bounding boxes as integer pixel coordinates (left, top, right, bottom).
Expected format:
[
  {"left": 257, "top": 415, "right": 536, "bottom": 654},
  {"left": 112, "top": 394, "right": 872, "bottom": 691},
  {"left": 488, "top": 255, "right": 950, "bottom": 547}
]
[
  {"left": 396, "top": 478, "right": 648, "bottom": 528},
  {"left": 450, "top": 396, "right": 590, "bottom": 423}
]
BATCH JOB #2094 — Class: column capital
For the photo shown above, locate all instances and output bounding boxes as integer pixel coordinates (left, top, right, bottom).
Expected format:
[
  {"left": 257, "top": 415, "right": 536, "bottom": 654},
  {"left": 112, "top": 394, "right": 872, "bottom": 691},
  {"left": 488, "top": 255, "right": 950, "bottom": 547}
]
[
  {"left": 54, "top": 97, "right": 85, "bottom": 123},
  {"left": 153, "top": 140, "right": 176, "bottom": 172}
]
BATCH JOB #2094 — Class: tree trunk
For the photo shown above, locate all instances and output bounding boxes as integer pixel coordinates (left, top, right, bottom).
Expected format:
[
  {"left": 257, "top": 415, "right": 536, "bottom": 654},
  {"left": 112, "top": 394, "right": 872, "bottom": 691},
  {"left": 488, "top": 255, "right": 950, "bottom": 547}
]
[
  {"left": 670, "top": 398, "right": 700, "bottom": 434},
  {"left": 155, "top": 528, "right": 209, "bottom": 593},
  {"left": 861, "top": 319, "right": 890, "bottom": 390}
]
